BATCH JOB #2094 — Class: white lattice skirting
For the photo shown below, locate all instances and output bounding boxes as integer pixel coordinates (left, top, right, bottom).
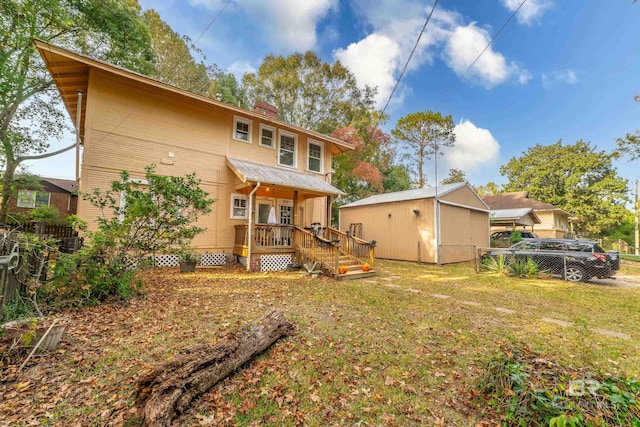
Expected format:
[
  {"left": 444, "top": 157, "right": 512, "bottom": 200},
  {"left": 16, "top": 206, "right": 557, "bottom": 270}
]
[
  {"left": 152, "top": 253, "right": 229, "bottom": 268},
  {"left": 260, "top": 254, "right": 293, "bottom": 272}
]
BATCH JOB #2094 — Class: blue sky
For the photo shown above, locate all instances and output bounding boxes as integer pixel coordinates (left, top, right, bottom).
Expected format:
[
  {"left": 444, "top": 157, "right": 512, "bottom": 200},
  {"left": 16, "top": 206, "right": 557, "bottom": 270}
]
[{"left": 29, "top": 0, "right": 640, "bottom": 193}]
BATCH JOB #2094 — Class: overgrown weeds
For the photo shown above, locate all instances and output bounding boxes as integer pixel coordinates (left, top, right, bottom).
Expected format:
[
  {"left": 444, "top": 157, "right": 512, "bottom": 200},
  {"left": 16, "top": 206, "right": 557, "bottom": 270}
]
[
  {"left": 478, "top": 343, "right": 640, "bottom": 426},
  {"left": 483, "top": 254, "right": 541, "bottom": 278}
]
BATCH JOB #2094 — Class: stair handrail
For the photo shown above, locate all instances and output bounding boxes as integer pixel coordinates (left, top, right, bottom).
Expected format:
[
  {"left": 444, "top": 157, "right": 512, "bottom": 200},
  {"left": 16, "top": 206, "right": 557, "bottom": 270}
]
[
  {"left": 293, "top": 226, "right": 341, "bottom": 277},
  {"left": 326, "top": 227, "right": 376, "bottom": 267}
]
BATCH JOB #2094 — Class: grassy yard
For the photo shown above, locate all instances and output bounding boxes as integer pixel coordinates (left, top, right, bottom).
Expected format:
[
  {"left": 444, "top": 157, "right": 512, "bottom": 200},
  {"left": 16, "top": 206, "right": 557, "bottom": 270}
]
[{"left": 1, "top": 260, "right": 639, "bottom": 426}]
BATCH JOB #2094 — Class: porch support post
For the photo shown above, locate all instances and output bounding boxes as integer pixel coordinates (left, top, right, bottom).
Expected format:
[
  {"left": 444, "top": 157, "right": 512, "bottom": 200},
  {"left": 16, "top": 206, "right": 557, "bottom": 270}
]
[
  {"left": 246, "top": 182, "right": 261, "bottom": 272},
  {"left": 325, "top": 196, "right": 331, "bottom": 228},
  {"left": 293, "top": 191, "right": 298, "bottom": 226}
]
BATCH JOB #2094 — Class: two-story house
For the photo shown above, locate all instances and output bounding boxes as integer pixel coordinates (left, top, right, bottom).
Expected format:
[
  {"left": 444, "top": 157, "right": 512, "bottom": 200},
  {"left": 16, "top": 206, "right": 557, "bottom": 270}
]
[{"left": 36, "top": 41, "right": 373, "bottom": 276}]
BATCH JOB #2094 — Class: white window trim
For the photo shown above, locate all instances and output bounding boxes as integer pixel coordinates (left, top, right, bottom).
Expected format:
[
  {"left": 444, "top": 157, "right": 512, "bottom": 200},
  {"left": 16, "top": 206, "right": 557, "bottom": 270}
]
[
  {"left": 119, "top": 178, "right": 148, "bottom": 223},
  {"left": 307, "top": 139, "right": 324, "bottom": 173},
  {"left": 230, "top": 193, "right": 248, "bottom": 219},
  {"left": 259, "top": 124, "right": 276, "bottom": 149},
  {"left": 278, "top": 130, "right": 298, "bottom": 168},
  {"left": 17, "top": 190, "right": 51, "bottom": 209},
  {"left": 232, "top": 115, "right": 252, "bottom": 143}
]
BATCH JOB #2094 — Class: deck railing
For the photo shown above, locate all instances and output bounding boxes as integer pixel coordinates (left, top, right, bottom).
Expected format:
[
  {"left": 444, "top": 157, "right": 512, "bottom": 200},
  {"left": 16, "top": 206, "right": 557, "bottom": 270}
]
[{"left": 234, "top": 224, "right": 294, "bottom": 251}]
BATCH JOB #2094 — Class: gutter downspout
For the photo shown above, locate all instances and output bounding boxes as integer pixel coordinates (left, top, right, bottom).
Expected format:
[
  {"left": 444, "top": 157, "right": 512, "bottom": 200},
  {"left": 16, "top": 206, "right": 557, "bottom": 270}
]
[
  {"left": 246, "top": 182, "right": 261, "bottom": 271},
  {"left": 75, "top": 90, "right": 83, "bottom": 181}
]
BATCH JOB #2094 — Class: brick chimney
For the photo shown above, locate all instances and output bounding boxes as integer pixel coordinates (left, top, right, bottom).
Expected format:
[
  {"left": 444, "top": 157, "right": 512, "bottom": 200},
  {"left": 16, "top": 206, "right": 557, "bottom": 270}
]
[{"left": 253, "top": 100, "right": 278, "bottom": 119}]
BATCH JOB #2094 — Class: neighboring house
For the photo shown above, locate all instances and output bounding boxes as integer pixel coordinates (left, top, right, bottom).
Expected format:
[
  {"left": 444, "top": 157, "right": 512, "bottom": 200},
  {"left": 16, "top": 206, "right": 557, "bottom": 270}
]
[
  {"left": 489, "top": 208, "right": 541, "bottom": 231},
  {"left": 482, "top": 192, "right": 576, "bottom": 238},
  {"left": 9, "top": 178, "right": 78, "bottom": 219},
  {"left": 339, "top": 183, "right": 490, "bottom": 264},
  {"left": 35, "top": 41, "right": 373, "bottom": 276}
]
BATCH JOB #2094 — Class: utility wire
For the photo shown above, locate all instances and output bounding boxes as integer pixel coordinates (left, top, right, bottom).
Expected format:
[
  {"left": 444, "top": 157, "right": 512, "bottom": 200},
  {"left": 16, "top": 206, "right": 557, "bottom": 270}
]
[
  {"left": 373, "top": 0, "right": 439, "bottom": 131},
  {"left": 193, "top": 0, "right": 232, "bottom": 46},
  {"left": 435, "top": 0, "right": 528, "bottom": 109}
]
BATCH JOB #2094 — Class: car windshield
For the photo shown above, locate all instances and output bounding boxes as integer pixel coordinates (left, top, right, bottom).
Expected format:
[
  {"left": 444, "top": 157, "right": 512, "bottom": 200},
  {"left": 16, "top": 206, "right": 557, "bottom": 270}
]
[{"left": 511, "top": 241, "right": 537, "bottom": 250}]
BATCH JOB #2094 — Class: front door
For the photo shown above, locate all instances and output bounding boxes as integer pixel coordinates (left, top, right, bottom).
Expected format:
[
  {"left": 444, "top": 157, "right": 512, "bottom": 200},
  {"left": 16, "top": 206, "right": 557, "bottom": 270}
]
[{"left": 256, "top": 200, "right": 274, "bottom": 224}]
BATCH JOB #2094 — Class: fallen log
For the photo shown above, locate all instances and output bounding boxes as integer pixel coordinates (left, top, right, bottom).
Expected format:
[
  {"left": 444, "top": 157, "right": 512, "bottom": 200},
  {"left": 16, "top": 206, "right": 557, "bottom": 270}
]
[{"left": 135, "top": 308, "right": 295, "bottom": 427}]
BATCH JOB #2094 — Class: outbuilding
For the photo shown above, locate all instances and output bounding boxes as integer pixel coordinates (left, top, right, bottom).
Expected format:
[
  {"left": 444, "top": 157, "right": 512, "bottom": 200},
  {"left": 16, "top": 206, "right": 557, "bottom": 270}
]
[{"left": 339, "top": 183, "right": 490, "bottom": 264}]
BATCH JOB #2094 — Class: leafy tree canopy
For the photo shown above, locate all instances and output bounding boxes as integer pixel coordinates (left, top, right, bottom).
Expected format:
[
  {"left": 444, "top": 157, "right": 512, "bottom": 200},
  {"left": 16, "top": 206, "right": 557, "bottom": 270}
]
[
  {"left": 242, "top": 51, "right": 376, "bottom": 134},
  {"left": 440, "top": 168, "right": 467, "bottom": 185},
  {"left": 142, "top": 9, "right": 214, "bottom": 96},
  {"left": 474, "top": 182, "right": 504, "bottom": 197},
  {"left": 0, "top": 0, "right": 155, "bottom": 221},
  {"left": 500, "top": 140, "right": 629, "bottom": 235},
  {"left": 212, "top": 72, "right": 247, "bottom": 107},
  {"left": 391, "top": 110, "right": 456, "bottom": 188}
]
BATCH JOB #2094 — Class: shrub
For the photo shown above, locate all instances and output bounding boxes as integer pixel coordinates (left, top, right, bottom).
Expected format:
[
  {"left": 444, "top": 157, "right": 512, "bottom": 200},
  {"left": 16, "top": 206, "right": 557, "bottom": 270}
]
[
  {"left": 506, "top": 257, "right": 539, "bottom": 278},
  {"left": 46, "top": 165, "right": 214, "bottom": 303},
  {"left": 478, "top": 344, "right": 640, "bottom": 426},
  {"left": 29, "top": 205, "right": 63, "bottom": 224}
]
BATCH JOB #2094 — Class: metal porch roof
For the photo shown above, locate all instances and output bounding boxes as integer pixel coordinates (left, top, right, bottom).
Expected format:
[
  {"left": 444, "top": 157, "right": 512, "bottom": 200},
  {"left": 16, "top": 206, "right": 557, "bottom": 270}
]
[{"left": 227, "top": 158, "right": 345, "bottom": 196}]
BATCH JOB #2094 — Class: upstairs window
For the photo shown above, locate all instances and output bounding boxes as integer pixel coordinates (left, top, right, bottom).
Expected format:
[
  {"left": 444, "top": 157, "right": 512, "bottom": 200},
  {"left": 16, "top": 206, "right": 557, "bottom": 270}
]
[
  {"left": 259, "top": 124, "right": 275, "bottom": 148},
  {"left": 278, "top": 131, "right": 297, "bottom": 168},
  {"left": 233, "top": 116, "right": 252, "bottom": 143},
  {"left": 17, "top": 190, "right": 50, "bottom": 208},
  {"left": 307, "top": 140, "right": 323, "bottom": 173}
]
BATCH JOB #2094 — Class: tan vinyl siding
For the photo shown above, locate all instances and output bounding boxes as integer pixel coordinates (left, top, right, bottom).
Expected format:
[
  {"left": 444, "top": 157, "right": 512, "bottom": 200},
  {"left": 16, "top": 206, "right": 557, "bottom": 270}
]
[
  {"left": 340, "top": 199, "right": 436, "bottom": 263},
  {"left": 440, "top": 185, "right": 487, "bottom": 210},
  {"left": 439, "top": 205, "right": 489, "bottom": 263},
  {"left": 76, "top": 68, "right": 345, "bottom": 253}
]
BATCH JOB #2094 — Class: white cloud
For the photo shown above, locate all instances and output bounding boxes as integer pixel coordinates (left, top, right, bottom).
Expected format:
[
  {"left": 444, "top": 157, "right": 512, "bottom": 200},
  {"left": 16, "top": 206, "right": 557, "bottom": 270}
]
[
  {"left": 442, "top": 23, "right": 530, "bottom": 88},
  {"left": 227, "top": 61, "right": 255, "bottom": 81},
  {"left": 442, "top": 120, "right": 500, "bottom": 172},
  {"left": 240, "top": 0, "right": 337, "bottom": 51},
  {"left": 501, "top": 0, "right": 554, "bottom": 25},
  {"left": 541, "top": 69, "right": 577, "bottom": 88},
  {"left": 188, "top": 0, "right": 337, "bottom": 52},
  {"left": 334, "top": 34, "right": 402, "bottom": 108}
]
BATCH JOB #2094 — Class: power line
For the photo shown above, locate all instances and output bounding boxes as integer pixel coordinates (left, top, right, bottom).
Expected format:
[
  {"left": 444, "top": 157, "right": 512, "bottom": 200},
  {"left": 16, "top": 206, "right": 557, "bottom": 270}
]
[
  {"left": 435, "top": 0, "right": 528, "bottom": 110},
  {"left": 193, "top": 0, "right": 232, "bottom": 46},
  {"left": 373, "top": 0, "right": 439, "bottom": 131}
]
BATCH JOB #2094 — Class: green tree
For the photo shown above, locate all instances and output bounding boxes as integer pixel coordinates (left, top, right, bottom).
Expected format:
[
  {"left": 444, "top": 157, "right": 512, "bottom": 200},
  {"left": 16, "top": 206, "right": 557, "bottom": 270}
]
[
  {"left": 474, "top": 182, "right": 504, "bottom": 196},
  {"left": 54, "top": 165, "right": 214, "bottom": 301},
  {"left": 142, "top": 9, "right": 214, "bottom": 96},
  {"left": 391, "top": 110, "right": 456, "bottom": 188},
  {"left": 242, "top": 51, "right": 375, "bottom": 134},
  {"left": 440, "top": 168, "right": 467, "bottom": 185},
  {"left": 212, "top": 72, "right": 247, "bottom": 107},
  {"left": 500, "top": 140, "right": 629, "bottom": 235},
  {"left": 0, "top": 0, "right": 155, "bottom": 221}
]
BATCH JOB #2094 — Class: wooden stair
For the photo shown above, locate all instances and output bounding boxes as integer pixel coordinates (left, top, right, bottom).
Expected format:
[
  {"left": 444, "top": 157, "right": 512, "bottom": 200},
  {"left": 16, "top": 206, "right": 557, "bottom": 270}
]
[{"left": 315, "top": 254, "right": 375, "bottom": 281}]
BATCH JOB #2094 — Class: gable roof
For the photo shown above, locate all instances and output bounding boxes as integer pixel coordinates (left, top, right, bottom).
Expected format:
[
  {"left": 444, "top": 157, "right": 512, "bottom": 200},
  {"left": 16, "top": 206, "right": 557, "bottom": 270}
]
[
  {"left": 41, "top": 178, "right": 77, "bottom": 193},
  {"left": 482, "top": 192, "right": 566, "bottom": 212},
  {"left": 227, "top": 158, "right": 344, "bottom": 196},
  {"left": 34, "top": 40, "right": 354, "bottom": 155},
  {"left": 340, "top": 183, "right": 469, "bottom": 208}
]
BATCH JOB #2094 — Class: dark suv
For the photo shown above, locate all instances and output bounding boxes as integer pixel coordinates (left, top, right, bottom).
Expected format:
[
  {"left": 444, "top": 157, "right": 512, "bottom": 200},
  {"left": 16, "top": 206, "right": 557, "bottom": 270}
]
[
  {"left": 487, "top": 238, "right": 619, "bottom": 282},
  {"left": 490, "top": 230, "right": 537, "bottom": 247}
]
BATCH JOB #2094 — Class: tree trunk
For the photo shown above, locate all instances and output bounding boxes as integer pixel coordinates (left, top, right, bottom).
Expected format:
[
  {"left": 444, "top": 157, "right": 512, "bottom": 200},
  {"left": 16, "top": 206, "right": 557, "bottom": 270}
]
[{"left": 134, "top": 308, "right": 295, "bottom": 427}]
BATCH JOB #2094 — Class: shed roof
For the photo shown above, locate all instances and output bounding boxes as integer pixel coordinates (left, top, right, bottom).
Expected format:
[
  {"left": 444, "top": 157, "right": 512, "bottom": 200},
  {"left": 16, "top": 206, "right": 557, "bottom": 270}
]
[
  {"left": 340, "top": 183, "right": 468, "bottom": 208},
  {"left": 227, "top": 158, "right": 344, "bottom": 196}
]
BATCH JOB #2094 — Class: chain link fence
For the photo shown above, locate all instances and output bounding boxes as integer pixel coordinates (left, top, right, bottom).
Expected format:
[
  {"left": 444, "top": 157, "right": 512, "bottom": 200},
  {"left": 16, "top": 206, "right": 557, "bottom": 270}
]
[{"left": 476, "top": 243, "right": 619, "bottom": 283}]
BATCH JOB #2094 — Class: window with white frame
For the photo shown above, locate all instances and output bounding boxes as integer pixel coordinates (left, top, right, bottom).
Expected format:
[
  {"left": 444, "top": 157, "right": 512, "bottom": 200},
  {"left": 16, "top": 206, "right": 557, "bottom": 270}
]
[
  {"left": 233, "top": 116, "right": 252, "bottom": 142},
  {"left": 278, "top": 131, "right": 297, "bottom": 167},
  {"left": 119, "top": 178, "right": 148, "bottom": 222},
  {"left": 230, "top": 193, "right": 248, "bottom": 219},
  {"left": 16, "top": 190, "right": 50, "bottom": 208},
  {"left": 259, "top": 124, "right": 275, "bottom": 148},
  {"left": 307, "top": 140, "right": 323, "bottom": 173}
]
